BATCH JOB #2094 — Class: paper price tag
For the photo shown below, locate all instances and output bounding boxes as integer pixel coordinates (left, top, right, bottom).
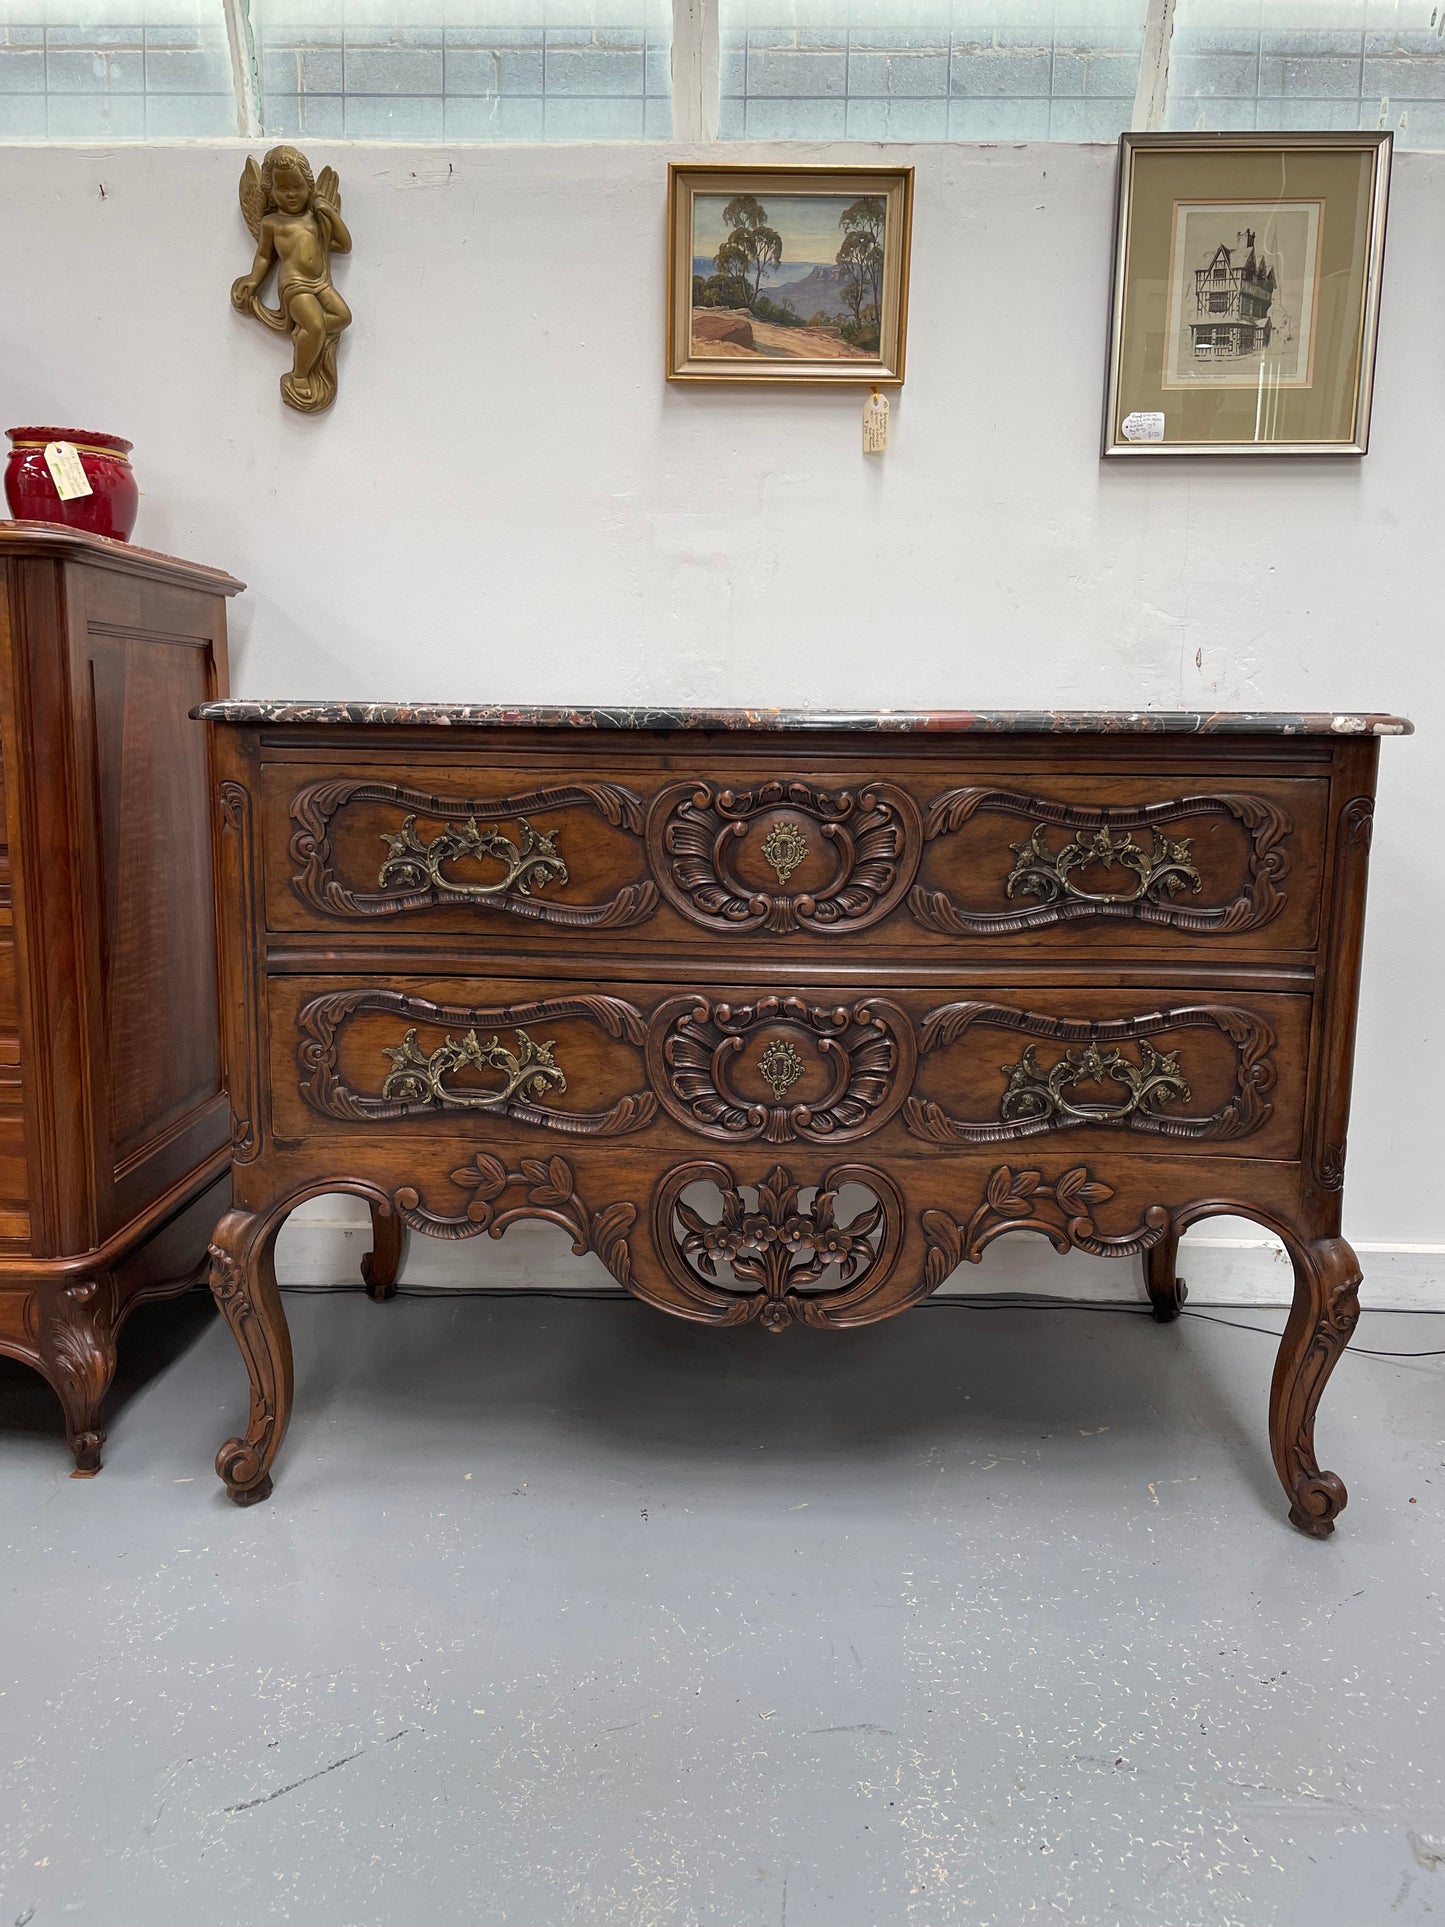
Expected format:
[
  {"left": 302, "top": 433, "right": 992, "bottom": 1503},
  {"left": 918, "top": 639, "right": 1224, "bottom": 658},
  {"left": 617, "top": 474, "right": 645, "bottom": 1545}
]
[
  {"left": 44, "top": 441, "right": 93, "bottom": 501},
  {"left": 863, "top": 391, "right": 889, "bottom": 454},
  {"left": 1121, "top": 411, "right": 1165, "bottom": 444}
]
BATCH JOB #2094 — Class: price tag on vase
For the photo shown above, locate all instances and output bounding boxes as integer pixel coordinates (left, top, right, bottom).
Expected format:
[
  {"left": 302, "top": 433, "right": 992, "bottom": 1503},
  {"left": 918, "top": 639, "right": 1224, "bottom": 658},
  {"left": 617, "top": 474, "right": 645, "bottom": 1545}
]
[
  {"left": 43, "top": 441, "right": 93, "bottom": 501},
  {"left": 863, "top": 390, "right": 889, "bottom": 455}
]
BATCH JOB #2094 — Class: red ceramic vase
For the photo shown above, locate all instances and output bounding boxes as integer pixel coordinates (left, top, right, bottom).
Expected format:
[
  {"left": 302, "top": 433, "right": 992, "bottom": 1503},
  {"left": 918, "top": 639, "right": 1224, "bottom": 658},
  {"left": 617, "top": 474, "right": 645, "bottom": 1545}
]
[{"left": 4, "top": 426, "right": 139, "bottom": 541}]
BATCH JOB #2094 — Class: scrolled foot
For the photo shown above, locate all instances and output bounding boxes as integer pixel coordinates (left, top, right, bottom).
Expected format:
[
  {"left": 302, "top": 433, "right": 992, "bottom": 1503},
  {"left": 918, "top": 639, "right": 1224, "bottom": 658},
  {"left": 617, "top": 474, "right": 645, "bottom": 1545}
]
[
  {"left": 36, "top": 1274, "right": 117, "bottom": 1478},
  {"left": 69, "top": 1429, "right": 105, "bottom": 1477},
  {"left": 224, "top": 1466, "right": 273, "bottom": 1508},
  {"left": 216, "top": 1432, "right": 275, "bottom": 1505},
  {"left": 1270, "top": 1233, "right": 1360, "bottom": 1538},
  {"left": 1288, "top": 1471, "right": 1349, "bottom": 1539}
]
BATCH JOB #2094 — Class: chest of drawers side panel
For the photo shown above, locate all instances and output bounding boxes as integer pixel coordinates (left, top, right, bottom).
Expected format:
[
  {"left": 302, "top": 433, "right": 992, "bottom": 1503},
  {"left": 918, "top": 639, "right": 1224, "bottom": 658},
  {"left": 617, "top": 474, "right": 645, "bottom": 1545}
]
[
  {"left": 68, "top": 562, "right": 232, "bottom": 1233},
  {"left": 1304, "top": 736, "right": 1383, "bottom": 1214}
]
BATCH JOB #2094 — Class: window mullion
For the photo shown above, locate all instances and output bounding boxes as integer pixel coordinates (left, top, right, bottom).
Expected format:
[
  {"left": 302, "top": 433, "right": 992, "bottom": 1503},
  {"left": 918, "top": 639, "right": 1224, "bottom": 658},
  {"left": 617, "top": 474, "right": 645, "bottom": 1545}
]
[
  {"left": 1132, "top": 0, "right": 1178, "bottom": 132},
  {"left": 671, "top": 0, "right": 719, "bottom": 143},
  {"left": 222, "top": 0, "right": 263, "bottom": 137}
]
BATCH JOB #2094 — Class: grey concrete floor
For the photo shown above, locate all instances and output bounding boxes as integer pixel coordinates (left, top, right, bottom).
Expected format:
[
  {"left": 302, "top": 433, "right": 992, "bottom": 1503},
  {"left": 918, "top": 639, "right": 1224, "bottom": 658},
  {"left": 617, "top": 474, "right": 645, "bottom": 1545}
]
[{"left": 0, "top": 1284, "right": 1442, "bottom": 1927}]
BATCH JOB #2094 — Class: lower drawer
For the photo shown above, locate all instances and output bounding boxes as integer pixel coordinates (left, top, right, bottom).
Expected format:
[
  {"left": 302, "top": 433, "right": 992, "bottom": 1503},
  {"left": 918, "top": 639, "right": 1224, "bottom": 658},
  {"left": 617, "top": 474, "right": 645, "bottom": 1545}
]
[{"left": 270, "top": 975, "right": 1307, "bottom": 1162}]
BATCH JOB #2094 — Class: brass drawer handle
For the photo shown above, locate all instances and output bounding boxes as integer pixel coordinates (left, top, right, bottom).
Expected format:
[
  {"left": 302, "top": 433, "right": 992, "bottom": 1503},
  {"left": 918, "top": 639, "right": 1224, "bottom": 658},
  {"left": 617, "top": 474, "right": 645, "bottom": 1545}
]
[
  {"left": 1000, "top": 1040, "right": 1189, "bottom": 1127},
  {"left": 911, "top": 787, "right": 1291, "bottom": 936},
  {"left": 1006, "top": 824, "right": 1200, "bottom": 908},
  {"left": 379, "top": 814, "right": 566, "bottom": 903},
  {"left": 296, "top": 988, "right": 655, "bottom": 1136},
  {"left": 381, "top": 1025, "right": 565, "bottom": 1111}
]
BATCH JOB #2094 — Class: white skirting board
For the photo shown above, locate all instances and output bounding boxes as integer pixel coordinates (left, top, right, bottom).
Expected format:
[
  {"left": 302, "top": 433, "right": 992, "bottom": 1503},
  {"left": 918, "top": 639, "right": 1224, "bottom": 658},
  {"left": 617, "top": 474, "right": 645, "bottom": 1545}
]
[{"left": 273, "top": 1204, "right": 1445, "bottom": 1310}]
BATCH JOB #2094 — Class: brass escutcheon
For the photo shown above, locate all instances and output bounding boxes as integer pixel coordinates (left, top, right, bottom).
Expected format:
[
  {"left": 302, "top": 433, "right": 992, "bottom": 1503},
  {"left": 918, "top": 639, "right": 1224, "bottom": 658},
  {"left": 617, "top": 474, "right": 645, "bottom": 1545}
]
[
  {"left": 758, "top": 1038, "right": 806, "bottom": 1101},
  {"left": 760, "top": 820, "right": 809, "bottom": 887}
]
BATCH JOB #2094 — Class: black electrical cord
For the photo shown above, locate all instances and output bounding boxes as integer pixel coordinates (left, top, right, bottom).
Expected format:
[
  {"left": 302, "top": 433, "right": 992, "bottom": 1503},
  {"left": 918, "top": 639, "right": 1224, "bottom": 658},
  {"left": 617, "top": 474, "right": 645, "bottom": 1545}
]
[{"left": 270, "top": 1279, "right": 1445, "bottom": 1358}]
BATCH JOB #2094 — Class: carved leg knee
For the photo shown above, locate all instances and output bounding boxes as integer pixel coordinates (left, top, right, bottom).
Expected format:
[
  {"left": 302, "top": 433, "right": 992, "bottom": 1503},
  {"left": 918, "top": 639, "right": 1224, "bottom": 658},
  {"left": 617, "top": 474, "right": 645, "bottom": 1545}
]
[
  {"left": 1270, "top": 1234, "right": 1361, "bottom": 1537},
  {"left": 361, "top": 1202, "right": 404, "bottom": 1302},
  {"left": 1142, "top": 1225, "right": 1187, "bottom": 1323},
  {"left": 36, "top": 1274, "right": 118, "bottom": 1475},
  {"left": 208, "top": 1208, "right": 293, "bottom": 1506}
]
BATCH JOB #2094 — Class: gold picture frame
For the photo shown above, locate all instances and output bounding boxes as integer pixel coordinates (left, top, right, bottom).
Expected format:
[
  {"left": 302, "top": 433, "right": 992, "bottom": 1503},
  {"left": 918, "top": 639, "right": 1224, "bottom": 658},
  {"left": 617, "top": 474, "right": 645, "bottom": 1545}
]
[
  {"left": 1103, "top": 132, "right": 1392, "bottom": 457},
  {"left": 667, "top": 163, "right": 913, "bottom": 385}
]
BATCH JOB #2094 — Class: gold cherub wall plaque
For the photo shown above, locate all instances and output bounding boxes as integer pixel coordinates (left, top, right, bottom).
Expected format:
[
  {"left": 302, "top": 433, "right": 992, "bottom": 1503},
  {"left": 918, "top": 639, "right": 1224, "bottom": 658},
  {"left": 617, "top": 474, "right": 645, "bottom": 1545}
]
[{"left": 231, "top": 146, "right": 352, "bottom": 414}]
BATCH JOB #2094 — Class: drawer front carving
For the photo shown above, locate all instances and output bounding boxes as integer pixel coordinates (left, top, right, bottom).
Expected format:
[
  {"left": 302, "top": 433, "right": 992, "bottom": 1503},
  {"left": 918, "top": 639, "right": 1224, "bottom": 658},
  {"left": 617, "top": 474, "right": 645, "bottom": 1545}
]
[
  {"left": 296, "top": 987, "right": 657, "bottom": 1136},
  {"left": 279, "top": 976, "right": 1302, "bottom": 1161},
  {"left": 910, "top": 789, "right": 1293, "bottom": 936},
  {"left": 908, "top": 781, "right": 1324, "bottom": 949},
  {"left": 288, "top": 777, "right": 659, "bottom": 928},
  {"left": 905, "top": 1000, "right": 1277, "bottom": 1146},
  {"left": 269, "top": 764, "right": 1322, "bottom": 954},
  {"left": 647, "top": 993, "right": 916, "bottom": 1144},
  {"left": 649, "top": 779, "right": 924, "bottom": 935}
]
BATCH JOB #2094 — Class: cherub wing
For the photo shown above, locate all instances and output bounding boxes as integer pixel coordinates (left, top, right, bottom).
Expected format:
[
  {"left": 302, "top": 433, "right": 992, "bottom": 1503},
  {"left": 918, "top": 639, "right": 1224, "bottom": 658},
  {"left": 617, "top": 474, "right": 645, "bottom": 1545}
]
[
  {"left": 316, "top": 166, "right": 340, "bottom": 213},
  {"left": 239, "top": 157, "right": 268, "bottom": 240}
]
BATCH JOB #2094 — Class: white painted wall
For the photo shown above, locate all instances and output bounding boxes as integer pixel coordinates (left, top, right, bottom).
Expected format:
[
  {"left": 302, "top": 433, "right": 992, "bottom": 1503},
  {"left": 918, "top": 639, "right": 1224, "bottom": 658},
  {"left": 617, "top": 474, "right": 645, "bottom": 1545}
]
[{"left": 1, "top": 139, "right": 1436, "bottom": 1302}]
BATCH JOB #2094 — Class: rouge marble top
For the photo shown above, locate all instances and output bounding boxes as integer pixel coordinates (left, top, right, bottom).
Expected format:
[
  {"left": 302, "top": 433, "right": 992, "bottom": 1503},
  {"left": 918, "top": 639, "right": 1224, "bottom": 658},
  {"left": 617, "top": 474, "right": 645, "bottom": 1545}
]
[{"left": 192, "top": 702, "right": 1414, "bottom": 736}]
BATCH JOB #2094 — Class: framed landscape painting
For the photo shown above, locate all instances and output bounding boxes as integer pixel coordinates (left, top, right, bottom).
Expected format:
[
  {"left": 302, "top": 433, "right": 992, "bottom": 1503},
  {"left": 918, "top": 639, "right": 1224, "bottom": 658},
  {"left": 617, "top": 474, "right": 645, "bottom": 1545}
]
[
  {"left": 1103, "top": 133, "right": 1391, "bottom": 457},
  {"left": 667, "top": 164, "right": 913, "bottom": 385}
]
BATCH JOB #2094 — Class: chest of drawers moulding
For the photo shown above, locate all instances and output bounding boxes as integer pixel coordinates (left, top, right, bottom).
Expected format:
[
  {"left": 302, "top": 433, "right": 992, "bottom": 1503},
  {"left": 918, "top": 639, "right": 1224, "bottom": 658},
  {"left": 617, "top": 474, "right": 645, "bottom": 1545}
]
[{"left": 194, "top": 700, "right": 1412, "bottom": 1533}]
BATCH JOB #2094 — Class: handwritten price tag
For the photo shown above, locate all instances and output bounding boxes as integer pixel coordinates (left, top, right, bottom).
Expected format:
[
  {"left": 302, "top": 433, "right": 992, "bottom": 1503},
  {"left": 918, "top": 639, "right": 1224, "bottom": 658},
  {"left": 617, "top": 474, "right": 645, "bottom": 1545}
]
[
  {"left": 43, "top": 441, "right": 93, "bottom": 501},
  {"left": 863, "top": 391, "right": 889, "bottom": 455}
]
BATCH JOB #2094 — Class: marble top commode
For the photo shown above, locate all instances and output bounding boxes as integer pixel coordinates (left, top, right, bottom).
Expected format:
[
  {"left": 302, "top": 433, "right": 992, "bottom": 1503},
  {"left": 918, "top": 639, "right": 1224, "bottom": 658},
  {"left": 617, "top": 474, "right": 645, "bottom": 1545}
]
[{"left": 193, "top": 704, "right": 1412, "bottom": 735}]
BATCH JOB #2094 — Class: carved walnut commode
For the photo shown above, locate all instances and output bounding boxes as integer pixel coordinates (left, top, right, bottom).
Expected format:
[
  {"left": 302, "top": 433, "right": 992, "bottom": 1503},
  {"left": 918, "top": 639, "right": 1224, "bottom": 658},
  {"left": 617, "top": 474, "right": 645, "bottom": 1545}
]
[{"left": 196, "top": 702, "right": 1410, "bottom": 1533}]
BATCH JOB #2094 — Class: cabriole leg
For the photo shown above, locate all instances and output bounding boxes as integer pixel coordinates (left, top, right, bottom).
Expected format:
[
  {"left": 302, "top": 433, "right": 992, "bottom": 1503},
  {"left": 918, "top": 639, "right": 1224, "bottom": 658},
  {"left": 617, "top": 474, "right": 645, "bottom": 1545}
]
[
  {"left": 361, "top": 1202, "right": 405, "bottom": 1302},
  {"left": 208, "top": 1207, "right": 293, "bottom": 1506},
  {"left": 1269, "top": 1234, "right": 1361, "bottom": 1538},
  {"left": 1141, "top": 1224, "right": 1187, "bottom": 1323},
  {"left": 36, "top": 1273, "right": 118, "bottom": 1476}
]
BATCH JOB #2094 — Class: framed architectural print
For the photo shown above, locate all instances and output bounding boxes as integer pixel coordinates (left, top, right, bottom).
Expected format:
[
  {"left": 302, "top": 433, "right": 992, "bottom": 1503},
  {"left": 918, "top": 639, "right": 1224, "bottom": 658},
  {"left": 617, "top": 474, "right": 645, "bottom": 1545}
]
[
  {"left": 1103, "top": 132, "right": 1391, "bottom": 457},
  {"left": 667, "top": 164, "right": 913, "bottom": 385}
]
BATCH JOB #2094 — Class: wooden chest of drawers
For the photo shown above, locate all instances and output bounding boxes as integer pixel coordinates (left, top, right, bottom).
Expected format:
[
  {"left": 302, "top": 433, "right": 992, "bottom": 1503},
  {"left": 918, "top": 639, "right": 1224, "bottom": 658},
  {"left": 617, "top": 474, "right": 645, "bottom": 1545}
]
[
  {"left": 0, "top": 525, "right": 238, "bottom": 1472},
  {"left": 196, "top": 703, "right": 1409, "bottom": 1533}
]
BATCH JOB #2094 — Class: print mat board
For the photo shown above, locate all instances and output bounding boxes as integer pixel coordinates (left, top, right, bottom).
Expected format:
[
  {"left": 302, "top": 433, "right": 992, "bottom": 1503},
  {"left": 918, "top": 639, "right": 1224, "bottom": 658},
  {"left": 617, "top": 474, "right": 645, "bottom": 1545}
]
[
  {"left": 667, "top": 165, "right": 913, "bottom": 385},
  {"left": 1103, "top": 133, "right": 1391, "bottom": 457}
]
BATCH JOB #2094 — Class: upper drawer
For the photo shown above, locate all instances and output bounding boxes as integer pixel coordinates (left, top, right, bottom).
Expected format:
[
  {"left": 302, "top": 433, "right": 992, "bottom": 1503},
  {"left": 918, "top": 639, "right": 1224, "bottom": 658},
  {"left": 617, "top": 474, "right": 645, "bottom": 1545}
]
[{"left": 261, "top": 759, "right": 1328, "bottom": 953}]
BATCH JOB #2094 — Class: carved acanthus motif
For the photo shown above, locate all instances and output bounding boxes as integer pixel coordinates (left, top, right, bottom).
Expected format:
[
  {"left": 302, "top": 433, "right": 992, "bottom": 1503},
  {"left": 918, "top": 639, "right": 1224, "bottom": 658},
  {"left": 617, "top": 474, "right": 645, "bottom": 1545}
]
[
  {"left": 297, "top": 987, "right": 656, "bottom": 1136},
  {"left": 35, "top": 1276, "right": 118, "bottom": 1473},
  {"left": 288, "top": 777, "right": 658, "bottom": 927},
  {"left": 209, "top": 1242, "right": 280, "bottom": 1501},
  {"left": 1270, "top": 1233, "right": 1362, "bottom": 1536},
  {"left": 649, "top": 994, "right": 916, "bottom": 1144},
  {"left": 904, "top": 1002, "right": 1275, "bottom": 1144},
  {"left": 651, "top": 1161, "right": 905, "bottom": 1331},
  {"left": 909, "top": 789, "right": 1292, "bottom": 936},
  {"left": 923, "top": 1165, "right": 1171, "bottom": 1290},
  {"left": 649, "top": 780, "right": 923, "bottom": 935},
  {"left": 393, "top": 1152, "right": 636, "bottom": 1288},
  {"left": 380, "top": 1025, "right": 566, "bottom": 1113}
]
